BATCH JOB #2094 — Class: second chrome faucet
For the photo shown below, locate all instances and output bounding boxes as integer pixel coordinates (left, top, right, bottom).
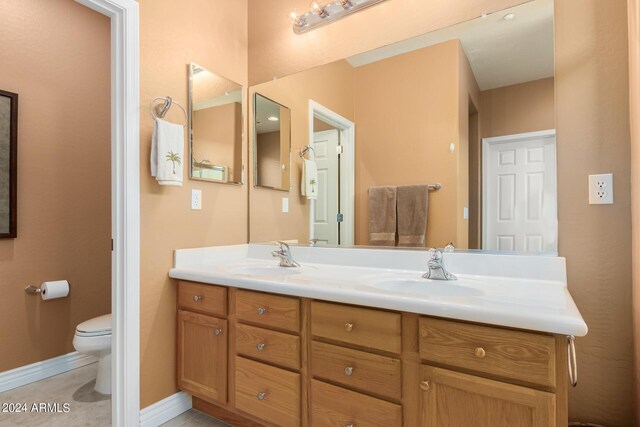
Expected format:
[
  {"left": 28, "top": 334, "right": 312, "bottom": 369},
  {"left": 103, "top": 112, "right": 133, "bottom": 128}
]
[{"left": 272, "top": 241, "right": 300, "bottom": 267}]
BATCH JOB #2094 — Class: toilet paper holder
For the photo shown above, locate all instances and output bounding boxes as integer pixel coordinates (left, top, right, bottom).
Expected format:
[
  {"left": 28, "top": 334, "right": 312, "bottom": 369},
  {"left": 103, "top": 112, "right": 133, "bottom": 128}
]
[{"left": 24, "top": 285, "right": 42, "bottom": 294}]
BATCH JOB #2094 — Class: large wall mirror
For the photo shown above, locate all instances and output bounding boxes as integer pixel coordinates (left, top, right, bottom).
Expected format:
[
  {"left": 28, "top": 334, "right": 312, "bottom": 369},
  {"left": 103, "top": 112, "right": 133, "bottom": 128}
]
[
  {"left": 253, "top": 93, "right": 291, "bottom": 190},
  {"left": 248, "top": 0, "right": 557, "bottom": 254},
  {"left": 0, "top": 89, "right": 18, "bottom": 238},
  {"left": 188, "top": 63, "right": 244, "bottom": 184}
]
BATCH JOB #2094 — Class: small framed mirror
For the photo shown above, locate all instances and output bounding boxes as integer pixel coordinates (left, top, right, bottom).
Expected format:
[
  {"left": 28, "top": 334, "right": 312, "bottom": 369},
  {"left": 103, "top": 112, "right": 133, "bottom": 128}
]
[
  {"left": 0, "top": 89, "right": 18, "bottom": 238},
  {"left": 188, "top": 63, "right": 244, "bottom": 184},
  {"left": 253, "top": 93, "right": 291, "bottom": 190}
]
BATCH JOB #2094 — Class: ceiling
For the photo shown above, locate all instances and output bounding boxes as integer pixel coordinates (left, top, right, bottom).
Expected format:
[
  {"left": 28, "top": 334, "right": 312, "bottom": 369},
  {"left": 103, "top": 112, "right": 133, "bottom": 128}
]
[{"left": 346, "top": 0, "right": 554, "bottom": 90}]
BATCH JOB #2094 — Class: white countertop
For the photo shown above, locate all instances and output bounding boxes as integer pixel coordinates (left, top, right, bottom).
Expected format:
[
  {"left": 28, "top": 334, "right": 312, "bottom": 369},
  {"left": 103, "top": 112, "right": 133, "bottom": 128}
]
[{"left": 169, "top": 244, "right": 588, "bottom": 337}]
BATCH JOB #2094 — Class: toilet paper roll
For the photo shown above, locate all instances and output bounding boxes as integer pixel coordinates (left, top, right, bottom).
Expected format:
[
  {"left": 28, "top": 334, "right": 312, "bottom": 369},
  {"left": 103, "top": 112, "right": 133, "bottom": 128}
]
[{"left": 41, "top": 280, "right": 70, "bottom": 301}]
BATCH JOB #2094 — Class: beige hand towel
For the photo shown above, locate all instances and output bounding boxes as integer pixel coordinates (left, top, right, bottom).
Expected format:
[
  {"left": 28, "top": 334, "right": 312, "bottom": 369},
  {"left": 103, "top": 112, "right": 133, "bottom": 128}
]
[
  {"left": 397, "top": 184, "right": 428, "bottom": 247},
  {"left": 368, "top": 186, "right": 397, "bottom": 246}
]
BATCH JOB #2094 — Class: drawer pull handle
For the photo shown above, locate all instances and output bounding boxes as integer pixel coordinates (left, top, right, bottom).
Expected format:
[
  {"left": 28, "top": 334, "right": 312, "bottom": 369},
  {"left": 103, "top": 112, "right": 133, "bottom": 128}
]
[
  {"left": 257, "top": 392, "right": 266, "bottom": 400},
  {"left": 257, "top": 343, "right": 266, "bottom": 351},
  {"left": 346, "top": 424, "right": 355, "bottom": 427},
  {"left": 214, "top": 328, "right": 223, "bottom": 336},
  {"left": 193, "top": 295, "right": 203, "bottom": 302},
  {"left": 474, "top": 347, "right": 486, "bottom": 358},
  {"left": 344, "top": 322, "right": 354, "bottom": 332},
  {"left": 567, "top": 335, "right": 578, "bottom": 387},
  {"left": 344, "top": 366, "right": 354, "bottom": 376},
  {"left": 257, "top": 307, "right": 267, "bottom": 316},
  {"left": 420, "top": 380, "right": 430, "bottom": 391}
]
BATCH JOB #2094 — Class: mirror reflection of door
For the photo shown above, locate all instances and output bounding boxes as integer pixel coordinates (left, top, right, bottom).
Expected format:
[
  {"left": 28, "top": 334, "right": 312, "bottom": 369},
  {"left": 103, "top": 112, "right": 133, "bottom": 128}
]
[
  {"left": 482, "top": 131, "right": 557, "bottom": 253},
  {"left": 313, "top": 124, "right": 340, "bottom": 245}
]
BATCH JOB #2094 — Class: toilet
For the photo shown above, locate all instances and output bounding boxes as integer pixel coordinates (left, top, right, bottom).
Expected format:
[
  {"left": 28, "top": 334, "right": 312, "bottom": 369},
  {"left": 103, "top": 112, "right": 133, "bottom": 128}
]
[{"left": 72, "top": 313, "right": 112, "bottom": 395}]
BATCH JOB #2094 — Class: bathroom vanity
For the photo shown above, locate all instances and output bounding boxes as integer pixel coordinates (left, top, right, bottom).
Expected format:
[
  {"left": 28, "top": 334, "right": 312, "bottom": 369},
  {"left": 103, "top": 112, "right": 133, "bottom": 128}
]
[{"left": 170, "top": 244, "right": 586, "bottom": 427}]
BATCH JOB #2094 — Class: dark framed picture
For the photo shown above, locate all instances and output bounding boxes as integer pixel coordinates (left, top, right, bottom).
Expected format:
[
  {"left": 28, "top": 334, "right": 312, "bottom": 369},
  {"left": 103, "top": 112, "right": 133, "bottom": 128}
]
[{"left": 0, "top": 89, "right": 18, "bottom": 238}]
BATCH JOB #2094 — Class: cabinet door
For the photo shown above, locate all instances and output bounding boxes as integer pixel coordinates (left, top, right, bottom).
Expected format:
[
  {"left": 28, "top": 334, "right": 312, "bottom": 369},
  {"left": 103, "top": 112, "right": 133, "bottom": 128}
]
[
  {"left": 177, "top": 310, "right": 227, "bottom": 403},
  {"left": 420, "top": 366, "right": 555, "bottom": 427}
]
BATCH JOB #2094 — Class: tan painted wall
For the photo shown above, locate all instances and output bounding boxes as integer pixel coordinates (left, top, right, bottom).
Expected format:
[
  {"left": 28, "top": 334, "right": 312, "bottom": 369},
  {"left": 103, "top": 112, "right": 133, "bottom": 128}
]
[
  {"left": 628, "top": 0, "right": 640, "bottom": 423},
  {"left": 480, "top": 77, "right": 556, "bottom": 139},
  {"left": 249, "top": 60, "right": 355, "bottom": 243},
  {"left": 139, "top": 0, "right": 248, "bottom": 409},
  {"left": 353, "top": 40, "right": 471, "bottom": 248},
  {"left": 192, "top": 102, "right": 242, "bottom": 181},
  {"left": 248, "top": 0, "right": 526, "bottom": 85},
  {"left": 0, "top": 0, "right": 111, "bottom": 371},
  {"left": 555, "top": 1, "right": 633, "bottom": 425}
]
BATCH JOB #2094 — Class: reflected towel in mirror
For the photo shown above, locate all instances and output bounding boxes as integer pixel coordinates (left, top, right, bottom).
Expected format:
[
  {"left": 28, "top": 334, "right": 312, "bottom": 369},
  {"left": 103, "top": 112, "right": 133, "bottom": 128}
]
[
  {"left": 301, "top": 159, "right": 318, "bottom": 200},
  {"left": 368, "top": 186, "right": 397, "bottom": 246}
]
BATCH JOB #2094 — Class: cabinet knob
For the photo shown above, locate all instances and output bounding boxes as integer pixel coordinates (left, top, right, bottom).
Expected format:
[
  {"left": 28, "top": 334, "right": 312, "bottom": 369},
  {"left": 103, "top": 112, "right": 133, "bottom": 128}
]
[
  {"left": 257, "top": 343, "right": 266, "bottom": 351},
  {"left": 344, "top": 366, "right": 354, "bottom": 376},
  {"left": 214, "top": 328, "right": 223, "bottom": 336},
  {"left": 474, "top": 347, "right": 486, "bottom": 358},
  {"left": 257, "top": 392, "right": 266, "bottom": 400},
  {"left": 420, "top": 380, "right": 430, "bottom": 391},
  {"left": 257, "top": 307, "right": 266, "bottom": 316},
  {"left": 193, "top": 295, "right": 203, "bottom": 302},
  {"left": 346, "top": 424, "right": 355, "bottom": 427},
  {"left": 344, "top": 322, "right": 354, "bottom": 332}
]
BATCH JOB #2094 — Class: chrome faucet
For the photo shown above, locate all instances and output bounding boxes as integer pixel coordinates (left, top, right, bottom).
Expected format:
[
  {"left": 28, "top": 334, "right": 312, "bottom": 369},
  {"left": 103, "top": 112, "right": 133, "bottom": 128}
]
[
  {"left": 422, "top": 248, "right": 457, "bottom": 281},
  {"left": 272, "top": 242, "right": 300, "bottom": 267}
]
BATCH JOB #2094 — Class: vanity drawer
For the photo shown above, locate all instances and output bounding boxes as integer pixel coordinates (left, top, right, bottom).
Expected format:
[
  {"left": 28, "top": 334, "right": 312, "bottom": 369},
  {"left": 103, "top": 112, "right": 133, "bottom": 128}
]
[
  {"left": 236, "top": 290, "right": 300, "bottom": 333},
  {"left": 311, "top": 301, "right": 402, "bottom": 354},
  {"left": 236, "top": 323, "right": 301, "bottom": 370},
  {"left": 419, "top": 317, "right": 556, "bottom": 387},
  {"left": 311, "top": 379, "right": 402, "bottom": 427},
  {"left": 311, "top": 341, "right": 401, "bottom": 400},
  {"left": 235, "top": 357, "right": 300, "bottom": 427},
  {"left": 178, "top": 281, "right": 227, "bottom": 316}
]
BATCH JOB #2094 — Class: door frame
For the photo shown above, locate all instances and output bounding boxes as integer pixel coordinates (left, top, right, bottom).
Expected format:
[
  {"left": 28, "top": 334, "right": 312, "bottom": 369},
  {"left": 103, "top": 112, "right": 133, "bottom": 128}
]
[
  {"left": 308, "top": 100, "right": 355, "bottom": 246},
  {"left": 74, "top": 0, "right": 140, "bottom": 425},
  {"left": 481, "top": 129, "right": 556, "bottom": 251}
]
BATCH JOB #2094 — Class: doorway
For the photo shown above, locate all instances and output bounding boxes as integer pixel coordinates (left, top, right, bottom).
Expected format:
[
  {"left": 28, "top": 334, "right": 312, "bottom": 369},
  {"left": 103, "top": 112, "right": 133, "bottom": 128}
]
[
  {"left": 308, "top": 100, "right": 355, "bottom": 246},
  {"left": 482, "top": 130, "right": 557, "bottom": 253}
]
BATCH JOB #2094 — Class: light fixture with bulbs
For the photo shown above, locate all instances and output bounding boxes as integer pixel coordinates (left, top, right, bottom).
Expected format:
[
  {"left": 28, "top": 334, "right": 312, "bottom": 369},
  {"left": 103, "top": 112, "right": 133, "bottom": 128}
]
[
  {"left": 267, "top": 116, "right": 279, "bottom": 122},
  {"left": 290, "top": 0, "right": 388, "bottom": 34}
]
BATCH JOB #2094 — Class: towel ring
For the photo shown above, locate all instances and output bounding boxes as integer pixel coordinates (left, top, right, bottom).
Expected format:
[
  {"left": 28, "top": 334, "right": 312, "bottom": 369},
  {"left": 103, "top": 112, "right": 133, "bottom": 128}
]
[
  {"left": 150, "top": 96, "right": 188, "bottom": 127},
  {"left": 299, "top": 145, "right": 315, "bottom": 159}
]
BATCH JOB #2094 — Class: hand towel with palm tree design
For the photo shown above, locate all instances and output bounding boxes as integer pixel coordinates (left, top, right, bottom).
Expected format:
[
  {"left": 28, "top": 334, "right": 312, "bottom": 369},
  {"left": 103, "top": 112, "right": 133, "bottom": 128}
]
[
  {"left": 301, "top": 158, "right": 318, "bottom": 200},
  {"left": 151, "top": 118, "right": 185, "bottom": 186}
]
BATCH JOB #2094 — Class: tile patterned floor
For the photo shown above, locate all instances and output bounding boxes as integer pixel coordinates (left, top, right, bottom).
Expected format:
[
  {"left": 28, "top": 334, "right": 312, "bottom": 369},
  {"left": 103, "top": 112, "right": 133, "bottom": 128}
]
[
  {"left": 160, "top": 409, "right": 231, "bottom": 427},
  {"left": 0, "top": 364, "right": 227, "bottom": 427},
  {"left": 0, "top": 363, "right": 111, "bottom": 426}
]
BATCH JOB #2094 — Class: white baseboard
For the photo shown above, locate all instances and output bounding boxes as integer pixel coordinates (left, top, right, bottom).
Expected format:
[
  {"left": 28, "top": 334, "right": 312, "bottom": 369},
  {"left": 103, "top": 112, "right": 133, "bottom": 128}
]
[
  {"left": 0, "top": 351, "right": 97, "bottom": 393},
  {"left": 139, "top": 391, "right": 192, "bottom": 427}
]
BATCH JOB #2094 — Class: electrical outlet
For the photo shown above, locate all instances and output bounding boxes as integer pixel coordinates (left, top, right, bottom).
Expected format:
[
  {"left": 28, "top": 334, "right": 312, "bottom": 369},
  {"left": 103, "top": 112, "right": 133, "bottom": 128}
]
[
  {"left": 282, "top": 197, "right": 289, "bottom": 213},
  {"left": 588, "top": 174, "right": 613, "bottom": 205},
  {"left": 191, "top": 189, "right": 202, "bottom": 210}
]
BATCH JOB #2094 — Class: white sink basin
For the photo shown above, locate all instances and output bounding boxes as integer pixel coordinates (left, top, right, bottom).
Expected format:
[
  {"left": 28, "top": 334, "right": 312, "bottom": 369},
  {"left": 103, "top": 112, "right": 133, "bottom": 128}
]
[
  {"left": 367, "top": 279, "right": 483, "bottom": 297},
  {"left": 229, "top": 265, "right": 302, "bottom": 276}
]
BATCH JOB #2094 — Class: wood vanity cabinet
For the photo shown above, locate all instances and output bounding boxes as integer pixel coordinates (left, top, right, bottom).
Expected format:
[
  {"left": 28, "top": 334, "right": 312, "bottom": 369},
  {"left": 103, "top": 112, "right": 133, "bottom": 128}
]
[{"left": 175, "top": 280, "right": 568, "bottom": 427}]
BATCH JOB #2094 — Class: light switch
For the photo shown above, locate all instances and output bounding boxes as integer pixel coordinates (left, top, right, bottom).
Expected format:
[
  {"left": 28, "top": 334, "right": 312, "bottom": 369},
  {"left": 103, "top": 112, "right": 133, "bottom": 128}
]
[
  {"left": 191, "top": 189, "right": 202, "bottom": 210},
  {"left": 463, "top": 207, "right": 469, "bottom": 220},
  {"left": 282, "top": 197, "right": 289, "bottom": 213}
]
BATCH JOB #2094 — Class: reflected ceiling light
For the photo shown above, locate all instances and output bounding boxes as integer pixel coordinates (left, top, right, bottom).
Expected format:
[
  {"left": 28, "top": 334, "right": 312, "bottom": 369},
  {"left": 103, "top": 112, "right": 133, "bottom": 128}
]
[
  {"left": 267, "top": 116, "right": 279, "bottom": 122},
  {"left": 290, "top": 0, "right": 388, "bottom": 34},
  {"left": 503, "top": 13, "right": 516, "bottom": 21}
]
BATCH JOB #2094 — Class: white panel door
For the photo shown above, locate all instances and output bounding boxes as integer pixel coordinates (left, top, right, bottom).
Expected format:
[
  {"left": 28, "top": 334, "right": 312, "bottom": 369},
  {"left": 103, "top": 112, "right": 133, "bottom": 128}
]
[
  {"left": 314, "top": 130, "right": 340, "bottom": 245},
  {"left": 483, "top": 131, "right": 557, "bottom": 253}
]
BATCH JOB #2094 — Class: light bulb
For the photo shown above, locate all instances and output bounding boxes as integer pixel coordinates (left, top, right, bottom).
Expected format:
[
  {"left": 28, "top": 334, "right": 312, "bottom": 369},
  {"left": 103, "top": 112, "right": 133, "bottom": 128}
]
[{"left": 310, "top": 1, "right": 328, "bottom": 17}]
